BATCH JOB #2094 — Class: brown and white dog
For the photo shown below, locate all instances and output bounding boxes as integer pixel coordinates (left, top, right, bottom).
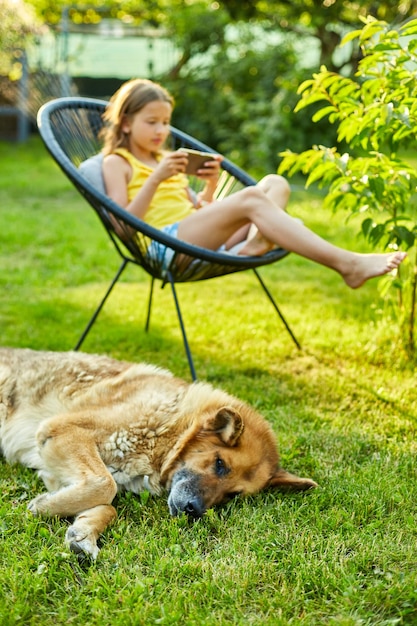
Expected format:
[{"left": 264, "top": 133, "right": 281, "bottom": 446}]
[{"left": 0, "top": 348, "right": 317, "bottom": 559}]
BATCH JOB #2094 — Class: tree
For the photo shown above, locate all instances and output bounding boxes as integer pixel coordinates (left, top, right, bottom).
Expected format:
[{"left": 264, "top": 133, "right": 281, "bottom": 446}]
[
  {"left": 219, "top": 0, "right": 417, "bottom": 73},
  {"left": 24, "top": 0, "right": 318, "bottom": 170},
  {"left": 166, "top": 24, "right": 317, "bottom": 176},
  {"left": 25, "top": 0, "right": 230, "bottom": 86},
  {"left": 0, "top": 0, "right": 43, "bottom": 78},
  {"left": 279, "top": 17, "right": 417, "bottom": 358},
  {"left": 25, "top": 0, "right": 417, "bottom": 77}
]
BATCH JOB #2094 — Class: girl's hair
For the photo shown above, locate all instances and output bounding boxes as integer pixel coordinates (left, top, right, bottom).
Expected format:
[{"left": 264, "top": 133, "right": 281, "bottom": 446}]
[{"left": 100, "top": 78, "right": 174, "bottom": 155}]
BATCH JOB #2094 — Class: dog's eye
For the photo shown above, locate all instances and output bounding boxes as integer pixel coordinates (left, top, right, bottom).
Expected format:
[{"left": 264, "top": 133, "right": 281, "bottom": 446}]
[
  {"left": 215, "top": 457, "right": 230, "bottom": 477},
  {"left": 227, "top": 491, "right": 242, "bottom": 500}
]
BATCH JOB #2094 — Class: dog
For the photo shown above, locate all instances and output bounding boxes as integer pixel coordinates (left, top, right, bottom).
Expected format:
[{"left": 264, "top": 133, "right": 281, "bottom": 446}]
[{"left": 0, "top": 348, "right": 317, "bottom": 559}]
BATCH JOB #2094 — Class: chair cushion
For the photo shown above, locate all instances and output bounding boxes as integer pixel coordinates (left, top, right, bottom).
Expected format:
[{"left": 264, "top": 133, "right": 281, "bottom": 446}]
[{"left": 79, "top": 153, "right": 106, "bottom": 194}]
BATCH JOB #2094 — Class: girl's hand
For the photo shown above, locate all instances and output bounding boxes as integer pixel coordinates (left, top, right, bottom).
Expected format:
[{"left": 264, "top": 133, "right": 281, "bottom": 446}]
[
  {"left": 195, "top": 155, "right": 223, "bottom": 183},
  {"left": 195, "top": 155, "right": 223, "bottom": 207},
  {"left": 151, "top": 151, "right": 188, "bottom": 183}
]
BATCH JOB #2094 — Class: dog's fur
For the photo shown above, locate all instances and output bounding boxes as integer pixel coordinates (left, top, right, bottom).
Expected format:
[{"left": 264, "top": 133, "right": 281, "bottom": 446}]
[{"left": 0, "top": 348, "right": 317, "bottom": 558}]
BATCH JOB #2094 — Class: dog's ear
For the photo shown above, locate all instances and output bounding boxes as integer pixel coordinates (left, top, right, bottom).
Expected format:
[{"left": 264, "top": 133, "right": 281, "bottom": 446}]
[
  {"left": 267, "top": 468, "right": 318, "bottom": 491},
  {"left": 204, "top": 407, "right": 244, "bottom": 446}
]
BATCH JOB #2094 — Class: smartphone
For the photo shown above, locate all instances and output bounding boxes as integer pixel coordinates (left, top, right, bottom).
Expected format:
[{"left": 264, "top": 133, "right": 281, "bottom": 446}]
[{"left": 181, "top": 148, "right": 216, "bottom": 175}]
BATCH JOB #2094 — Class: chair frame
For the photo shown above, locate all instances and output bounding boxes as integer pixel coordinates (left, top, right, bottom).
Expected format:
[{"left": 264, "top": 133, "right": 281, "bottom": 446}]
[{"left": 37, "top": 96, "right": 300, "bottom": 379}]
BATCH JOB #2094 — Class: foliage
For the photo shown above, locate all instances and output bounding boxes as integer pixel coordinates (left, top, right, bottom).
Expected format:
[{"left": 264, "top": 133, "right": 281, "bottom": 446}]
[
  {"left": 11, "top": 1, "right": 417, "bottom": 184},
  {"left": 0, "top": 0, "right": 44, "bottom": 79},
  {"left": 220, "top": 0, "right": 417, "bottom": 72},
  {"left": 167, "top": 25, "right": 329, "bottom": 177},
  {"left": 26, "top": 0, "right": 218, "bottom": 28},
  {"left": 162, "top": 2, "right": 230, "bottom": 79},
  {"left": 279, "top": 17, "right": 417, "bottom": 356},
  {"left": 25, "top": 0, "right": 417, "bottom": 74},
  {"left": 1, "top": 137, "right": 417, "bottom": 624},
  {"left": 24, "top": 0, "right": 415, "bottom": 173}
]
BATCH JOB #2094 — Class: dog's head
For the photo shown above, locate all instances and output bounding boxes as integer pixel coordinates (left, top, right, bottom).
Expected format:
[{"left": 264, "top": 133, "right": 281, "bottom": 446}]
[{"left": 162, "top": 404, "right": 317, "bottom": 518}]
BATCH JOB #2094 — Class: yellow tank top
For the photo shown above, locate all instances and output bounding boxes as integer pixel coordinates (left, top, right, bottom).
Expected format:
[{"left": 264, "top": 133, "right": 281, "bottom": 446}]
[{"left": 114, "top": 148, "right": 195, "bottom": 229}]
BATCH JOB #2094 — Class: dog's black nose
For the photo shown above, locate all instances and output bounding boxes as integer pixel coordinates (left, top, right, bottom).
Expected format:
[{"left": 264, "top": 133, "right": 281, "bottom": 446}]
[{"left": 184, "top": 497, "right": 205, "bottom": 518}]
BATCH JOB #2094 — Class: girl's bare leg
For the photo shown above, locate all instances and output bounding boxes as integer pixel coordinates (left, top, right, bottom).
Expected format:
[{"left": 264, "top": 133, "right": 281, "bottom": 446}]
[
  {"left": 224, "top": 224, "right": 251, "bottom": 250},
  {"left": 237, "top": 175, "right": 290, "bottom": 256},
  {"left": 257, "top": 174, "right": 291, "bottom": 209},
  {"left": 177, "top": 184, "right": 406, "bottom": 289}
]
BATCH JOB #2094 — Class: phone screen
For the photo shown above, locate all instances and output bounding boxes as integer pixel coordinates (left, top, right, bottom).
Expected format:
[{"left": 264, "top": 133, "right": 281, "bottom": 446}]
[{"left": 182, "top": 149, "right": 216, "bottom": 175}]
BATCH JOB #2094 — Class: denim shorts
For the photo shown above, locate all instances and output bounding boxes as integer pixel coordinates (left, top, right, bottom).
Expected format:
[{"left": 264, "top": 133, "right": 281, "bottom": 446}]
[
  {"left": 146, "top": 222, "right": 251, "bottom": 275},
  {"left": 146, "top": 222, "right": 180, "bottom": 273}
]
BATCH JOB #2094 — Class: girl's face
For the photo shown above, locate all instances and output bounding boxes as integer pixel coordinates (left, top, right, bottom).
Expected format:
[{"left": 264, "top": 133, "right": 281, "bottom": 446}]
[{"left": 122, "top": 100, "right": 172, "bottom": 157}]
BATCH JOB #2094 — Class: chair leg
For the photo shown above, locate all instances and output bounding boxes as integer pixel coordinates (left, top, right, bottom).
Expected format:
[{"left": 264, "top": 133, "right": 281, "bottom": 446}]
[
  {"left": 166, "top": 272, "right": 198, "bottom": 381},
  {"left": 74, "top": 259, "right": 128, "bottom": 350},
  {"left": 145, "top": 276, "right": 155, "bottom": 332},
  {"left": 252, "top": 268, "right": 301, "bottom": 350}
]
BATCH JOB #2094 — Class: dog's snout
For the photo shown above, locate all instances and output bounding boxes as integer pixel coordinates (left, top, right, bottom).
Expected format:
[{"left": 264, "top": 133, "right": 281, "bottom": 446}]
[
  {"left": 168, "top": 468, "right": 207, "bottom": 518},
  {"left": 184, "top": 497, "right": 205, "bottom": 519}
]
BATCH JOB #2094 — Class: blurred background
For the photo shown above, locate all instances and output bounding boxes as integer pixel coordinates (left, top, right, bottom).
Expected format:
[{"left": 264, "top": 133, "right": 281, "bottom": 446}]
[{"left": 1, "top": 0, "right": 415, "bottom": 175}]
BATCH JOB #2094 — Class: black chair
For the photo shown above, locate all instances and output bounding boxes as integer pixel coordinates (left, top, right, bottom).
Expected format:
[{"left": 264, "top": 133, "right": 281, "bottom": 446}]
[{"left": 37, "top": 96, "right": 300, "bottom": 379}]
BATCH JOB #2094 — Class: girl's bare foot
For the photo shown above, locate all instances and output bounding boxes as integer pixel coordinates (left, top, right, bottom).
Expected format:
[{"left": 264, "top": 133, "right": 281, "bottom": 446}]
[
  {"left": 238, "top": 231, "right": 275, "bottom": 256},
  {"left": 342, "top": 251, "right": 407, "bottom": 289}
]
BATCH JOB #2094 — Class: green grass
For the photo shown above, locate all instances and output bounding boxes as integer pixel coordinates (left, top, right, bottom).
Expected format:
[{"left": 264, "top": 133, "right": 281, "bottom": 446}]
[{"left": 1, "top": 137, "right": 416, "bottom": 625}]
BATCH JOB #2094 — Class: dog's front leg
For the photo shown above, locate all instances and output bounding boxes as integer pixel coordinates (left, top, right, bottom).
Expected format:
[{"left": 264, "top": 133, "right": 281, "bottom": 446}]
[
  {"left": 65, "top": 504, "right": 117, "bottom": 560},
  {"left": 28, "top": 417, "right": 118, "bottom": 517},
  {"left": 27, "top": 416, "right": 120, "bottom": 558},
  {"left": 27, "top": 472, "right": 117, "bottom": 517}
]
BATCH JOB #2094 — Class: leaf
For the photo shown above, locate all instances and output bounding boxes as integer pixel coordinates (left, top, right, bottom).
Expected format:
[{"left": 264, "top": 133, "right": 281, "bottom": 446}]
[
  {"left": 407, "top": 38, "right": 417, "bottom": 54},
  {"left": 297, "top": 79, "right": 316, "bottom": 94},
  {"left": 368, "top": 223, "right": 387, "bottom": 245},
  {"left": 305, "top": 161, "right": 337, "bottom": 187},
  {"left": 390, "top": 226, "right": 416, "bottom": 249},
  {"left": 359, "top": 20, "right": 387, "bottom": 44},
  {"left": 368, "top": 176, "right": 386, "bottom": 202},
  {"left": 293, "top": 92, "right": 330, "bottom": 113},
  {"left": 373, "top": 42, "right": 401, "bottom": 52},
  {"left": 341, "top": 29, "right": 362, "bottom": 46},
  {"left": 400, "top": 19, "right": 417, "bottom": 37},
  {"left": 393, "top": 125, "right": 414, "bottom": 143},
  {"left": 312, "top": 106, "right": 338, "bottom": 123},
  {"left": 361, "top": 218, "right": 375, "bottom": 238}
]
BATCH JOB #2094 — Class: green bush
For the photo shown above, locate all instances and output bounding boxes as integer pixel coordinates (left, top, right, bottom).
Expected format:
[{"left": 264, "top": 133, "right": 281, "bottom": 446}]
[
  {"left": 167, "top": 28, "right": 337, "bottom": 177},
  {"left": 279, "top": 17, "right": 417, "bottom": 357}
]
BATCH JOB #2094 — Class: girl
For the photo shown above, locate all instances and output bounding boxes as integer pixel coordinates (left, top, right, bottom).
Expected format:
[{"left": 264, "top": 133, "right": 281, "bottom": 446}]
[{"left": 101, "top": 78, "right": 406, "bottom": 288}]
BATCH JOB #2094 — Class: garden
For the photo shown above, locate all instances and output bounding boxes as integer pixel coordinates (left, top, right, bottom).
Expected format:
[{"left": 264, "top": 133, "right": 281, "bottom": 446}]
[
  {"left": 0, "top": 132, "right": 416, "bottom": 624},
  {"left": 1, "top": 2, "right": 417, "bottom": 624}
]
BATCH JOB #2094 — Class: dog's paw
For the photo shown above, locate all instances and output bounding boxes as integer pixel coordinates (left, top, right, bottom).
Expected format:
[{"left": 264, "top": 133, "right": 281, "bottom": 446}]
[
  {"left": 27, "top": 494, "right": 50, "bottom": 516},
  {"left": 65, "top": 524, "right": 100, "bottom": 560}
]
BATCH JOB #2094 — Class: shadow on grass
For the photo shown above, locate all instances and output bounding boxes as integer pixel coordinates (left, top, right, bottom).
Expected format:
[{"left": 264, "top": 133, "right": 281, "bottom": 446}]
[{"left": 0, "top": 275, "right": 305, "bottom": 381}]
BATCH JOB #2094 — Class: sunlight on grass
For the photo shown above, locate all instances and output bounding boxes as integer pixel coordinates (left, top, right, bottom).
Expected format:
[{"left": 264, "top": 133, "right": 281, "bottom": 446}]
[{"left": 1, "top": 138, "right": 416, "bottom": 625}]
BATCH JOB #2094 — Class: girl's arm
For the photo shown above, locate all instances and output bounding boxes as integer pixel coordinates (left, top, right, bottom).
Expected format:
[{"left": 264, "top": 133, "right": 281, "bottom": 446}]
[
  {"left": 194, "top": 156, "right": 223, "bottom": 207},
  {"left": 103, "top": 151, "right": 189, "bottom": 219}
]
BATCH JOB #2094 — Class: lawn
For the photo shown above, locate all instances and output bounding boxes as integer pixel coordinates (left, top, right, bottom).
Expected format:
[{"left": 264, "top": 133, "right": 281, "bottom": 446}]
[{"left": 0, "top": 137, "right": 416, "bottom": 625}]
